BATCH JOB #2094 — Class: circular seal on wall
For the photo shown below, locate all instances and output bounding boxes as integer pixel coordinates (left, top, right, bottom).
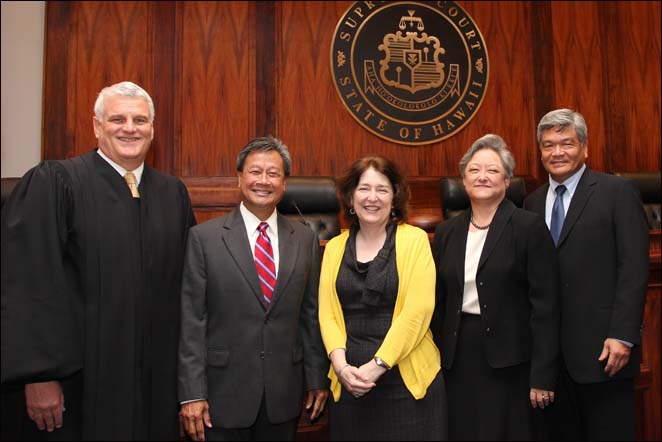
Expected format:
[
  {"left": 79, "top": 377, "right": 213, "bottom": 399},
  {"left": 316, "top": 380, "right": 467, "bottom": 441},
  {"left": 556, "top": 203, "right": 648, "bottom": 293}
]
[{"left": 331, "top": 1, "right": 489, "bottom": 145}]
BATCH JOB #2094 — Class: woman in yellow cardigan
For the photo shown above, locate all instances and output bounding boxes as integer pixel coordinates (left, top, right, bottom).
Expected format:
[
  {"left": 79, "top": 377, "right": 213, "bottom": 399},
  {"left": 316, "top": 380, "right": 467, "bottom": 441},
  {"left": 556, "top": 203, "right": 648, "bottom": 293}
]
[{"left": 319, "top": 156, "right": 447, "bottom": 440}]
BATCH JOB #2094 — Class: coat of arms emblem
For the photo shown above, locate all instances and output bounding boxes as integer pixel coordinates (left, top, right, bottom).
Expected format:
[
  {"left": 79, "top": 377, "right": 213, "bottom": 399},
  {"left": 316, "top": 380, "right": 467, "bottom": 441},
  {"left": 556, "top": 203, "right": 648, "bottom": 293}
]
[{"left": 331, "top": 1, "right": 488, "bottom": 145}]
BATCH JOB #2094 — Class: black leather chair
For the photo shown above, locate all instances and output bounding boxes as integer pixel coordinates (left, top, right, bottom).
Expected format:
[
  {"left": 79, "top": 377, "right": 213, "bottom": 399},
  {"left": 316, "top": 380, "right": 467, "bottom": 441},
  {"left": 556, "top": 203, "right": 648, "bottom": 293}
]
[
  {"left": 614, "top": 172, "right": 661, "bottom": 229},
  {"left": 439, "top": 176, "right": 527, "bottom": 220},
  {"left": 1, "top": 177, "right": 21, "bottom": 210},
  {"left": 277, "top": 176, "right": 340, "bottom": 240}
]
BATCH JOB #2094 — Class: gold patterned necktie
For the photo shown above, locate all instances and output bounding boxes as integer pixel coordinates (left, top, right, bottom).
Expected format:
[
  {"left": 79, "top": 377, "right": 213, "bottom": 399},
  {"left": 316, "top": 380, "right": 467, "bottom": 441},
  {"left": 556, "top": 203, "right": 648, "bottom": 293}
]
[{"left": 124, "top": 172, "right": 140, "bottom": 198}]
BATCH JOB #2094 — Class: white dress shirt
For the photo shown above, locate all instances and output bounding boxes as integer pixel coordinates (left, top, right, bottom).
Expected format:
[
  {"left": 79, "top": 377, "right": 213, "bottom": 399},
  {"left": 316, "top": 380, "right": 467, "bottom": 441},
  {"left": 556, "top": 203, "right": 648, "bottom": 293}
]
[
  {"left": 462, "top": 228, "right": 488, "bottom": 314},
  {"left": 96, "top": 148, "right": 144, "bottom": 184}
]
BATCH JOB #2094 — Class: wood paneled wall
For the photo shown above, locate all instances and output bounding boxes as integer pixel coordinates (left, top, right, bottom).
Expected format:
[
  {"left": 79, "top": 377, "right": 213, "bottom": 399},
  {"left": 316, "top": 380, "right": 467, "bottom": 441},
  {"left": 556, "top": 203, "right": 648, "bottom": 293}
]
[
  {"left": 43, "top": 1, "right": 660, "bottom": 178},
  {"left": 41, "top": 2, "right": 660, "bottom": 439},
  {"left": 42, "top": 0, "right": 661, "bottom": 225}
]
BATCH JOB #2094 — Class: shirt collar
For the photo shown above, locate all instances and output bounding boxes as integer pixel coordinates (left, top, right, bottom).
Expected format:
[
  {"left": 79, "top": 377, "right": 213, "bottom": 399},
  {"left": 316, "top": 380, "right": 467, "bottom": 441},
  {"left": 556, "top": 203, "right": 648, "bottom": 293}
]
[
  {"left": 96, "top": 148, "right": 145, "bottom": 184},
  {"left": 239, "top": 202, "right": 278, "bottom": 236},
  {"left": 548, "top": 163, "right": 586, "bottom": 198}
]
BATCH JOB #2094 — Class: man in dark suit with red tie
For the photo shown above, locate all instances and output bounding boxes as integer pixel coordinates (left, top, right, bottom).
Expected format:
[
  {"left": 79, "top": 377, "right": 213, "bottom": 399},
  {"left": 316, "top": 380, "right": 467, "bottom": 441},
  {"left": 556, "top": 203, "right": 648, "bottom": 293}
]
[
  {"left": 523, "top": 109, "right": 649, "bottom": 441},
  {"left": 177, "top": 136, "right": 329, "bottom": 441}
]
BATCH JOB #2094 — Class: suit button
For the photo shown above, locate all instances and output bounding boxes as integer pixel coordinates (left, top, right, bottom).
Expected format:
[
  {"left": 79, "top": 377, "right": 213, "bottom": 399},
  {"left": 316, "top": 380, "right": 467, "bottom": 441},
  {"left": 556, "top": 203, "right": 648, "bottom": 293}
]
[
  {"left": 486, "top": 327, "right": 491, "bottom": 333},
  {"left": 457, "top": 309, "right": 461, "bottom": 315},
  {"left": 454, "top": 331, "right": 457, "bottom": 336},
  {"left": 260, "top": 351, "right": 265, "bottom": 359},
  {"left": 483, "top": 304, "right": 487, "bottom": 309},
  {"left": 264, "top": 318, "right": 269, "bottom": 325},
  {"left": 479, "top": 282, "right": 484, "bottom": 286}
]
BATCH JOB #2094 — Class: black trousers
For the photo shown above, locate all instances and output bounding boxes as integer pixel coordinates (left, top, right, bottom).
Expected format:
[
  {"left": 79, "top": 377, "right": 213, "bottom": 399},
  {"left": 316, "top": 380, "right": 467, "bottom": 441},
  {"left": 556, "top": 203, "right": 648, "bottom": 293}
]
[
  {"left": 544, "top": 364, "right": 636, "bottom": 441},
  {"left": 204, "top": 394, "right": 298, "bottom": 441},
  {"left": 445, "top": 313, "right": 536, "bottom": 441}
]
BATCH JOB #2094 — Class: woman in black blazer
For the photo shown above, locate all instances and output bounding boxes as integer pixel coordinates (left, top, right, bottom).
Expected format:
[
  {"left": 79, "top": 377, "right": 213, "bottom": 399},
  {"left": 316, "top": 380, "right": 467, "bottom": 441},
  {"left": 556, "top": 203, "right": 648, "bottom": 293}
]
[{"left": 431, "top": 134, "right": 561, "bottom": 440}]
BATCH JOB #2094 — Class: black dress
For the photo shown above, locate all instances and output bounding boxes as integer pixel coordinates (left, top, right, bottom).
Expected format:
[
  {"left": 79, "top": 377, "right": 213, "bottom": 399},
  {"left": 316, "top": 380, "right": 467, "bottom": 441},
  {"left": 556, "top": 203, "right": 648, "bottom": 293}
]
[{"left": 329, "top": 224, "right": 446, "bottom": 441}]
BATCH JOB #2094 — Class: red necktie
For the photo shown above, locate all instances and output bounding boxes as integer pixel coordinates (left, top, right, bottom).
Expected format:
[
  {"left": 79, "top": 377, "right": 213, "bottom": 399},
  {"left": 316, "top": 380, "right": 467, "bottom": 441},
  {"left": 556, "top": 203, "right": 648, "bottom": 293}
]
[{"left": 255, "top": 222, "right": 276, "bottom": 306}]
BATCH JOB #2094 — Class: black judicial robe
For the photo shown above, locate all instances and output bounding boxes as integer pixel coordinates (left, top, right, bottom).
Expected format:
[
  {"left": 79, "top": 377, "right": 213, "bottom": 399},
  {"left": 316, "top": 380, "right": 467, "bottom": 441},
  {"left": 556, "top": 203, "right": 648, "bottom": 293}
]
[{"left": 1, "top": 150, "right": 196, "bottom": 440}]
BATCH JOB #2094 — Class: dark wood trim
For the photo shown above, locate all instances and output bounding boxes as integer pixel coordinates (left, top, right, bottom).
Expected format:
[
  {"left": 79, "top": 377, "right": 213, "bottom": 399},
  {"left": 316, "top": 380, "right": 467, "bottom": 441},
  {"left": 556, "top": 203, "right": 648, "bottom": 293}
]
[
  {"left": 530, "top": 1, "right": 555, "bottom": 181},
  {"left": 183, "top": 175, "right": 544, "bottom": 232},
  {"left": 182, "top": 176, "right": 240, "bottom": 209},
  {"left": 642, "top": 230, "right": 661, "bottom": 441},
  {"left": 255, "top": 1, "right": 276, "bottom": 137},
  {"left": 42, "top": 1, "right": 74, "bottom": 161},
  {"left": 172, "top": 1, "right": 185, "bottom": 177},
  {"left": 150, "top": 1, "right": 177, "bottom": 174},
  {"left": 598, "top": 1, "right": 627, "bottom": 173}
]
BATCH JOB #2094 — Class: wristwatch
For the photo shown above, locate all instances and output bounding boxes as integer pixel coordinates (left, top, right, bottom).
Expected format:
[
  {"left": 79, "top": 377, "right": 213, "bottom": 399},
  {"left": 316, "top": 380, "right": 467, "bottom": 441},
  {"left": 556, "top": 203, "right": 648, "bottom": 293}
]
[{"left": 374, "top": 356, "right": 390, "bottom": 370}]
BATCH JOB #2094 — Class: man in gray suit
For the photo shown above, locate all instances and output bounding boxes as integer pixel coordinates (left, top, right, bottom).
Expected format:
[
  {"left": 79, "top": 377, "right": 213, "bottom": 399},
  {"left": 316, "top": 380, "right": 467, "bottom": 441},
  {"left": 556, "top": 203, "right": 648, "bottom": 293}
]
[{"left": 178, "top": 136, "right": 329, "bottom": 441}]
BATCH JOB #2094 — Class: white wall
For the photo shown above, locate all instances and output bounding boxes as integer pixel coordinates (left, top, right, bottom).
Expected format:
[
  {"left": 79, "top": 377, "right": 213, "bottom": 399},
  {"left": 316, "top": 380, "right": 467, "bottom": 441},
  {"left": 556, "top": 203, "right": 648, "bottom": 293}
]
[{"left": 1, "top": 1, "right": 45, "bottom": 178}]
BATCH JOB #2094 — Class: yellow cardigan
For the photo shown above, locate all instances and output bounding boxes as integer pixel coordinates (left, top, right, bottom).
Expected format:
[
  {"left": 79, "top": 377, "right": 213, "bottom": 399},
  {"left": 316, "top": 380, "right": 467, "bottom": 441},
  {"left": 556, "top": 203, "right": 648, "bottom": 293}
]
[{"left": 319, "top": 223, "right": 441, "bottom": 401}]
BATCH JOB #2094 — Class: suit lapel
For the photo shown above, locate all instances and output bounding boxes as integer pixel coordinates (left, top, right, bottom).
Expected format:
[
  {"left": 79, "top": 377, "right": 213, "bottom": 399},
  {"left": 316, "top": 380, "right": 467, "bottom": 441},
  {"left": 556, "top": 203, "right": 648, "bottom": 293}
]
[
  {"left": 454, "top": 210, "right": 471, "bottom": 289},
  {"left": 557, "top": 168, "right": 596, "bottom": 248},
  {"left": 478, "top": 199, "right": 516, "bottom": 270},
  {"left": 270, "top": 214, "right": 299, "bottom": 309},
  {"left": 529, "top": 184, "right": 549, "bottom": 218},
  {"left": 221, "top": 209, "right": 265, "bottom": 308}
]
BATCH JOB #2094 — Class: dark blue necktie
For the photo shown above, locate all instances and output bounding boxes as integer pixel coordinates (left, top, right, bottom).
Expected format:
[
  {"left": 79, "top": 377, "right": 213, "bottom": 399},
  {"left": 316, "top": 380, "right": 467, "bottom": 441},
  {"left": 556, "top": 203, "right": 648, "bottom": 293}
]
[{"left": 550, "top": 185, "right": 567, "bottom": 246}]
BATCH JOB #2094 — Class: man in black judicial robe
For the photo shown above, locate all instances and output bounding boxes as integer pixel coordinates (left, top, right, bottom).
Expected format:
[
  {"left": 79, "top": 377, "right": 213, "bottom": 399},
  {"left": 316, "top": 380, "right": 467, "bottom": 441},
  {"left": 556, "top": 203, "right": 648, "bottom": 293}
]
[{"left": 1, "top": 81, "right": 196, "bottom": 440}]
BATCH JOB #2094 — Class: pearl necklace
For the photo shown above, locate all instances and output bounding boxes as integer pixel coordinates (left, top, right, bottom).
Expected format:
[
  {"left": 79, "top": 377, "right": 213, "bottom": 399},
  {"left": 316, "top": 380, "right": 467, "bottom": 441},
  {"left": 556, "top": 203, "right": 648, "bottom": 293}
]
[{"left": 470, "top": 214, "right": 491, "bottom": 230}]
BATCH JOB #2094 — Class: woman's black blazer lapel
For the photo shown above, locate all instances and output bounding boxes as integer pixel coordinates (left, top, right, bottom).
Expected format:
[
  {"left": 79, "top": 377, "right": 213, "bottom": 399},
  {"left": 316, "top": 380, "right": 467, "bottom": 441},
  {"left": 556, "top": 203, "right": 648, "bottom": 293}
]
[
  {"left": 452, "top": 210, "right": 472, "bottom": 289},
  {"left": 478, "top": 199, "right": 516, "bottom": 270}
]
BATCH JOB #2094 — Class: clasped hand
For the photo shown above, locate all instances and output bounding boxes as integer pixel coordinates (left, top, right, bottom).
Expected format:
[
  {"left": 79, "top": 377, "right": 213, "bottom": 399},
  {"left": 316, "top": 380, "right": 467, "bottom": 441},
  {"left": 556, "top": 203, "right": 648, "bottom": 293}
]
[{"left": 338, "top": 360, "right": 386, "bottom": 398}]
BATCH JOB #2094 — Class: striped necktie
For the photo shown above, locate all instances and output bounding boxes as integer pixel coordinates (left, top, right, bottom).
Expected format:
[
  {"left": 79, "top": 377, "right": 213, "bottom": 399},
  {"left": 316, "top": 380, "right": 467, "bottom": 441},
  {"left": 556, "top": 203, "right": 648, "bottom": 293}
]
[{"left": 255, "top": 222, "right": 276, "bottom": 306}]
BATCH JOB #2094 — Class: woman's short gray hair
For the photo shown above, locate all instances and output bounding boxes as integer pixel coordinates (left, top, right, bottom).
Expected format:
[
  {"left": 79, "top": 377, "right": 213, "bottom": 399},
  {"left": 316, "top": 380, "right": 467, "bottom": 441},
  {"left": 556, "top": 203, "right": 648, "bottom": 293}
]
[
  {"left": 537, "top": 108, "right": 588, "bottom": 145},
  {"left": 459, "top": 134, "right": 515, "bottom": 179},
  {"left": 236, "top": 135, "right": 292, "bottom": 177},
  {"left": 94, "top": 81, "right": 155, "bottom": 123}
]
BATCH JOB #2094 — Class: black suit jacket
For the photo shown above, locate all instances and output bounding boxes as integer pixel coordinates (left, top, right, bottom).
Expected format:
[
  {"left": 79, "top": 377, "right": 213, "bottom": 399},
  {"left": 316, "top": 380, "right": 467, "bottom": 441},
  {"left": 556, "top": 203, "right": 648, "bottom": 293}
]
[
  {"left": 523, "top": 168, "right": 649, "bottom": 383},
  {"left": 178, "top": 208, "right": 329, "bottom": 427},
  {"left": 431, "top": 199, "right": 561, "bottom": 390}
]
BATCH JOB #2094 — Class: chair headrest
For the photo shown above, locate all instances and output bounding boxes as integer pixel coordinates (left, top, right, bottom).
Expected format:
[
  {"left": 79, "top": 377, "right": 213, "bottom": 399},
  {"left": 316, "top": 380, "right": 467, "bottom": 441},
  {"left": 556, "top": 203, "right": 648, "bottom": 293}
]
[
  {"left": 277, "top": 176, "right": 339, "bottom": 214},
  {"left": 277, "top": 177, "right": 341, "bottom": 240},
  {"left": 613, "top": 172, "right": 661, "bottom": 204},
  {"left": 439, "top": 176, "right": 527, "bottom": 219},
  {"left": 613, "top": 172, "right": 661, "bottom": 229}
]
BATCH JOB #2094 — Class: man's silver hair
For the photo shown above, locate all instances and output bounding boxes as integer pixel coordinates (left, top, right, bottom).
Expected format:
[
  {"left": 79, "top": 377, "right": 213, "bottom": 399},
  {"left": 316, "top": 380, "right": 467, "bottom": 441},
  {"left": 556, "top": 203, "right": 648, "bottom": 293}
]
[
  {"left": 94, "top": 81, "right": 155, "bottom": 123},
  {"left": 537, "top": 108, "right": 587, "bottom": 145}
]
